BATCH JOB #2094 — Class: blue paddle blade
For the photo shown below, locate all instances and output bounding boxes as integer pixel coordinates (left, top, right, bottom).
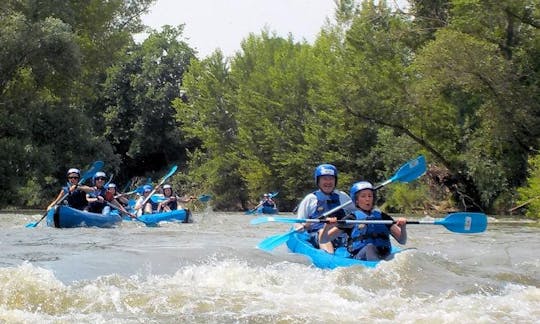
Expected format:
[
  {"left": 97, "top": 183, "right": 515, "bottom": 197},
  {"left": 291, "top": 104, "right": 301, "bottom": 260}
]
[
  {"left": 80, "top": 161, "right": 104, "bottom": 183},
  {"left": 164, "top": 165, "right": 178, "bottom": 180},
  {"left": 269, "top": 191, "right": 279, "bottom": 198},
  {"left": 257, "top": 230, "right": 295, "bottom": 251},
  {"left": 391, "top": 155, "right": 426, "bottom": 183},
  {"left": 436, "top": 212, "right": 487, "bottom": 233},
  {"left": 198, "top": 194, "right": 212, "bottom": 202}
]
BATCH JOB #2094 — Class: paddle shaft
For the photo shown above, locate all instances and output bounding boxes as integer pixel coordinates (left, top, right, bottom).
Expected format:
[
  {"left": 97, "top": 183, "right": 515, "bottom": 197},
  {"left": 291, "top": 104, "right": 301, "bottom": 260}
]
[
  {"left": 255, "top": 211, "right": 487, "bottom": 234},
  {"left": 139, "top": 166, "right": 178, "bottom": 207}
]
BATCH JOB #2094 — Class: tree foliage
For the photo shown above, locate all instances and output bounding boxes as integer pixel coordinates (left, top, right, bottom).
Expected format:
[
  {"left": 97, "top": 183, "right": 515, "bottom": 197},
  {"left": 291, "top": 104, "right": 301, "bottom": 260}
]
[{"left": 1, "top": 0, "right": 539, "bottom": 217}]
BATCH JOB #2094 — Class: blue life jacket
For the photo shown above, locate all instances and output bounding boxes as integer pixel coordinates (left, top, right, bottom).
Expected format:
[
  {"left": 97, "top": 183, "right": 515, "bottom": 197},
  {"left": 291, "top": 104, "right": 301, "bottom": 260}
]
[
  {"left": 262, "top": 199, "right": 275, "bottom": 208},
  {"left": 87, "top": 186, "right": 107, "bottom": 213},
  {"left": 63, "top": 186, "right": 88, "bottom": 210},
  {"left": 348, "top": 209, "right": 391, "bottom": 254},
  {"left": 308, "top": 190, "right": 343, "bottom": 232}
]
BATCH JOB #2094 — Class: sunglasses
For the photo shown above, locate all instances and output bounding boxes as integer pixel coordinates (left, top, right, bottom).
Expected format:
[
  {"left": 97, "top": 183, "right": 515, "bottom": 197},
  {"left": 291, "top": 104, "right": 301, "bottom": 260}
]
[
  {"left": 68, "top": 176, "right": 80, "bottom": 179},
  {"left": 95, "top": 177, "right": 107, "bottom": 181}
]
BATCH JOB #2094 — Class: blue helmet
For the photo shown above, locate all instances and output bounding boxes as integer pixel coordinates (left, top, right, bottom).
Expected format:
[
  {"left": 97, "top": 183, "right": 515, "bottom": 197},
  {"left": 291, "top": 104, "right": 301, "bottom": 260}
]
[
  {"left": 349, "top": 181, "right": 374, "bottom": 200},
  {"left": 314, "top": 164, "right": 338, "bottom": 185},
  {"left": 143, "top": 184, "right": 153, "bottom": 193}
]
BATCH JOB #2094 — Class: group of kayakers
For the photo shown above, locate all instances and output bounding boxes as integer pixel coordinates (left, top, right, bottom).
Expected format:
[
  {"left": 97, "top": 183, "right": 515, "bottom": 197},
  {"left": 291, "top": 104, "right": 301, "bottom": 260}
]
[
  {"left": 47, "top": 167, "right": 194, "bottom": 218},
  {"left": 48, "top": 162, "right": 405, "bottom": 261},
  {"left": 294, "top": 164, "right": 408, "bottom": 262}
]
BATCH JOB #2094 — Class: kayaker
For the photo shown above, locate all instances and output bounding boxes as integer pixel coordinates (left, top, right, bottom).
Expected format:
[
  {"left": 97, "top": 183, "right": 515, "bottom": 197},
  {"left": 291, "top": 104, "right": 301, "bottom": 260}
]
[
  {"left": 105, "top": 183, "right": 129, "bottom": 207},
  {"left": 47, "top": 168, "right": 94, "bottom": 211},
  {"left": 294, "top": 164, "right": 354, "bottom": 254},
  {"left": 261, "top": 193, "right": 276, "bottom": 209},
  {"left": 85, "top": 171, "right": 110, "bottom": 214},
  {"left": 321, "top": 181, "right": 407, "bottom": 261},
  {"left": 85, "top": 173, "right": 135, "bottom": 216},
  {"left": 134, "top": 184, "right": 159, "bottom": 215},
  {"left": 156, "top": 184, "right": 195, "bottom": 212}
]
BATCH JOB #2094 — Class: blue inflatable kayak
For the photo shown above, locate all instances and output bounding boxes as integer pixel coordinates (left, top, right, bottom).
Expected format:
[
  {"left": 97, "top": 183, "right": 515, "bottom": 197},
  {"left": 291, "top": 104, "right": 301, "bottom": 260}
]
[
  {"left": 46, "top": 205, "right": 122, "bottom": 228},
  {"left": 286, "top": 231, "right": 401, "bottom": 269}
]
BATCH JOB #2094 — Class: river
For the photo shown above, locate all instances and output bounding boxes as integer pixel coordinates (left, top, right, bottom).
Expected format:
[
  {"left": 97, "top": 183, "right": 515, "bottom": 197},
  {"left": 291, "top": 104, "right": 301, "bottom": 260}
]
[{"left": 1, "top": 208, "right": 539, "bottom": 323}]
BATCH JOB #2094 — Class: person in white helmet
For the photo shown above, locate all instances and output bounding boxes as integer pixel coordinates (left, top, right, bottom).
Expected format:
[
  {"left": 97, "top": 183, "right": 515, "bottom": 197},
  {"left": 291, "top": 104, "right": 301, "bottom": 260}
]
[
  {"left": 320, "top": 181, "right": 407, "bottom": 261},
  {"left": 47, "top": 168, "right": 94, "bottom": 211},
  {"left": 156, "top": 184, "right": 195, "bottom": 212}
]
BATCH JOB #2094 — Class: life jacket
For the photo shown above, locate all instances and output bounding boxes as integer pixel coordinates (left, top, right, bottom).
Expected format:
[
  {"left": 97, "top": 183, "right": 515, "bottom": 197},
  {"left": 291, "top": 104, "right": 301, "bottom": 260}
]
[
  {"left": 347, "top": 209, "right": 391, "bottom": 255},
  {"left": 63, "top": 186, "right": 88, "bottom": 210},
  {"left": 164, "top": 194, "right": 178, "bottom": 210},
  {"left": 262, "top": 199, "right": 275, "bottom": 208},
  {"left": 307, "top": 190, "right": 344, "bottom": 232},
  {"left": 87, "top": 186, "right": 107, "bottom": 213},
  {"left": 136, "top": 196, "right": 159, "bottom": 215}
]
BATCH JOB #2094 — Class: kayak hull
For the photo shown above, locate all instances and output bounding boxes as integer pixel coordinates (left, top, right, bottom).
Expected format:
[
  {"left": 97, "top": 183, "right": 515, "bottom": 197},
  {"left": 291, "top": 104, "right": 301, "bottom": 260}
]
[
  {"left": 125, "top": 209, "right": 191, "bottom": 224},
  {"left": 46, "top": 205, "right": 122, "bottom": 228},
  {"left": 286, "top": 232, "right": 400, "bottom": 269},
  {"left": 257, "top": 206, "right": 278, "bottom": 214}
]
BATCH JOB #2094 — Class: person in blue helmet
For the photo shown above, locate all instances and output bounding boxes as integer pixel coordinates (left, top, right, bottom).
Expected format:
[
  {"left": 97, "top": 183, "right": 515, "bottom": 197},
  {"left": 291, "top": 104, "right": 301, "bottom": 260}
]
[
  {"left": 47, "top": 167, "right": 94, "bottom": 211},
  {"left": 294, "top": 164, "right": 355, "bottom": 254},
  {"left": 85, "top": 171, "right": 132, "bottom": 216},
  {"left": 134, "top": 184, "right": 159, "bottom": 215},
  {"left": 320, "top": 181, "right": 407, "bottom": 261}
]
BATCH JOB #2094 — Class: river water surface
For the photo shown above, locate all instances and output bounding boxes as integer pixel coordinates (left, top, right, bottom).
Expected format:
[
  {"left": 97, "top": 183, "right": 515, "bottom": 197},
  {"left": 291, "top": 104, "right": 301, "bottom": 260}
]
[{"left": 1, "top": 208, "right": 539, "bottom": 323}]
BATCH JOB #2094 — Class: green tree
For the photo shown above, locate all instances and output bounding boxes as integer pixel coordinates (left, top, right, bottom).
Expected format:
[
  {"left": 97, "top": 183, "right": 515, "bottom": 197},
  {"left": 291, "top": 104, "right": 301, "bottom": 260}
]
[
  {"left": 102, "top": 25, "right": 197, "bottom": 180},
  {"left": 174, "top": 50, "right": 244, "bottom": 210},
  {"left": 516, "top": 153, "right": 540, "bottom": 218}
]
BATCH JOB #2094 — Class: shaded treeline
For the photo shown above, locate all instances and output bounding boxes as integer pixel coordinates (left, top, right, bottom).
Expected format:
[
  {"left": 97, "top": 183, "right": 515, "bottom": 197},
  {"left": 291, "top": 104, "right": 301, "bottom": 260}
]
[{"left": 1, "top": 0, "right": 539, "bottom": 217}]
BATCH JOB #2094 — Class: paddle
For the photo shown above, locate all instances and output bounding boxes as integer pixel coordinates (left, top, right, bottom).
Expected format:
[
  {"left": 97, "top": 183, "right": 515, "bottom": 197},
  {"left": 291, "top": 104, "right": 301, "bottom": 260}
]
[
  {"left": 121, "top": 179, "right": 132, "bottom": 193},
  {"left": 26, "top": 160, "right": 104, "bottom": 228},
  {"left": 198, "top": 194, "right": 212, "bottom": 203},
  {"left": 251, "top": 212, "right": 487, "bottom": 234},
  {"left": 245, "top": 205, "right": 261, "bottom": 215},
  {"left": 254, "top": 156, "right": 427, "bottom": 250},
  {"left": 150, "top": 193, "right": 212, "bottom": 203},
  {"left": 374, "top": 155, "right": 426, "bottom": 190},
  {"left": 105, "top": 201, "right": 157, "bottom": 227},
  {"left": 104, "top": 173, "right": 114, "bottom": 187},
  {"left": 255, "top": 201, "right": 353, "bottom": 251},
  {"left": 137, "top": 165, "right": 178, "bottom": 209}
]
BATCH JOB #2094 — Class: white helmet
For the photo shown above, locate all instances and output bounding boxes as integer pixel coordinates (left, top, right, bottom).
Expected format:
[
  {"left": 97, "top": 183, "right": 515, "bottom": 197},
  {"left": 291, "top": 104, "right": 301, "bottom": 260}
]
[
  {"left": 67, "top": 168, "right": 80, "bottom": 175},
  {"left": 349, "top": 181, "right": 374, "bottom": 199}
]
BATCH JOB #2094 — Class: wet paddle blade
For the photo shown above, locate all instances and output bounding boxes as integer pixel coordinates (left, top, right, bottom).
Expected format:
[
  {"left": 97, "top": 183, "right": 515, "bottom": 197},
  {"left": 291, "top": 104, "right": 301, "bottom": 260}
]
[
  {"left": 198, "top": 194, "right": 212, "bottom": 202},
  {"left": 435, "top": 212, "right": 487, "bottom": 234},
  {"left": 257, "top": 230, "right": 295, "bottom": 252},
  {"left": 375, "top": 155, "right": 426, "bottom": 189}
]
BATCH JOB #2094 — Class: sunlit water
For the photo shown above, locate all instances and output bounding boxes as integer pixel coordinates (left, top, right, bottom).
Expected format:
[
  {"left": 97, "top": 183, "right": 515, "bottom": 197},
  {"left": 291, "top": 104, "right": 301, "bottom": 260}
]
[{"left": 1, "top": 209, "right": 539, "bottom": 323}]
